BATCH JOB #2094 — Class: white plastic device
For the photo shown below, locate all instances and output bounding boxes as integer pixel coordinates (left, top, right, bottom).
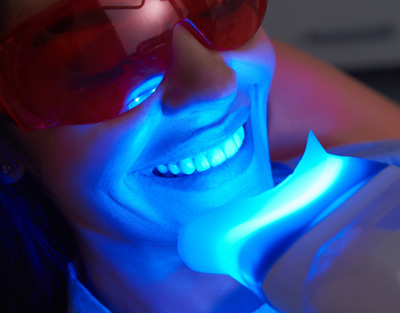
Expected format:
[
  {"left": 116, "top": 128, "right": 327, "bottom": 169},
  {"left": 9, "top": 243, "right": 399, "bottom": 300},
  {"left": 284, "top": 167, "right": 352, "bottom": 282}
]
[{"left": 178, "top": 132, "right": 399, "bottom": 312}]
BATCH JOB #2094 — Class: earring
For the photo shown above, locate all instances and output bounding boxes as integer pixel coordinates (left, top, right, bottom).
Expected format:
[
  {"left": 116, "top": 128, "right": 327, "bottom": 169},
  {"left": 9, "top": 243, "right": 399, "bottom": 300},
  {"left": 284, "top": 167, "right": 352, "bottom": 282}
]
[{"left": 1, "top": 163, "right": 11, "bottom": 176}]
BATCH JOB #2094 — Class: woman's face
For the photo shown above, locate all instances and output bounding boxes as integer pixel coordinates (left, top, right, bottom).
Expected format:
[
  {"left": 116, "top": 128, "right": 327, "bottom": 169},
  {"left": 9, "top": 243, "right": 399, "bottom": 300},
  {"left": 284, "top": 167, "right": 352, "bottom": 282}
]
[{"left": 5, "top": 0, "right": 276, "bottom": 243}]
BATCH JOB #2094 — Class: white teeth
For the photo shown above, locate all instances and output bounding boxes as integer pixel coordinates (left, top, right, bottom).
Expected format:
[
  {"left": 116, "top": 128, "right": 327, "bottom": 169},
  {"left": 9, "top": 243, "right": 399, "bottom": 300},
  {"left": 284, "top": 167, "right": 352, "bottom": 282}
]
[
  {"left": 154, "top": 125, "right": 245, "bottom": 177},
  {"left": 156, "top": 164, "right": 169, "bottom": 174},
  {"left": 237, "top": 126, "right": 245, "bottom": 141},
  {"left": 223, "top": 138, "right": 238, "bottom": 159},
  {"left": 194, "top": 154, "right": 211, "bottom": 172},
  {"left": 233, "top": 132, "right": 243, "bottom": 148},
  {"left": 178, "top": 158, "right": 196, "bottom": 175},
  {"left": 167, "top": 163, "right": 180, "bottom": 175},
  {"left": 208, "top": 147, "right": 226, "bottom": 167}
]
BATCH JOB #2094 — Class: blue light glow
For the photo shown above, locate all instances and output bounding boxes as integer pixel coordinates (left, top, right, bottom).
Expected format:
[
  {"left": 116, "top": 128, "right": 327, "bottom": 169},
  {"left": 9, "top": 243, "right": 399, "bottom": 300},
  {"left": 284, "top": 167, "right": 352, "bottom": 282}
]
[
  {"left": 124, "top": 75, "right": 164, "bottom": 110},
  {"left": 178, "top": 131, "right": 386, "bottom": 300},
  {"left": 226, "top": 159, "right": 343, "bottom": 244}
]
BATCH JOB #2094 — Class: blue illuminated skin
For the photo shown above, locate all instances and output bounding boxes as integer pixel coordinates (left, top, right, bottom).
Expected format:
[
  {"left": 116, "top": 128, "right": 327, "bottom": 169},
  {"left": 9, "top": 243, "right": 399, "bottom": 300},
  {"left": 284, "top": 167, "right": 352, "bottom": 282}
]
[{"left": 6, "top": 1, "right": 276, "bottom": 311}]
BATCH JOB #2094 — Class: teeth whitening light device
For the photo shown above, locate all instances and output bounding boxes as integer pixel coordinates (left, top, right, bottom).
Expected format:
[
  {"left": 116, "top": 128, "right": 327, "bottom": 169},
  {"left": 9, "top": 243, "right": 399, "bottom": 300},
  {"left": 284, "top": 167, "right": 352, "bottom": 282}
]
[{"left": 178, "top": 132, "right": 400, "bottom": 312}]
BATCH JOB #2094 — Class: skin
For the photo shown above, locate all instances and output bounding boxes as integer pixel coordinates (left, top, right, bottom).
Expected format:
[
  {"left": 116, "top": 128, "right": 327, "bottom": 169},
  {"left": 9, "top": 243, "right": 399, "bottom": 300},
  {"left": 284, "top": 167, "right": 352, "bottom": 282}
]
[{"left": 3, "top": 1, "right": 400, "bottom": 313}]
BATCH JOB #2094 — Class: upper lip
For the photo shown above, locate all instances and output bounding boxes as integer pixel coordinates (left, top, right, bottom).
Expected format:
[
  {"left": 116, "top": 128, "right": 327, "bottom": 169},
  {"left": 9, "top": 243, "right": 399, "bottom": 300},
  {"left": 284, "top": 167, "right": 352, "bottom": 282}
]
[{"left": 133, "top": 105, "right": 250, "bottom": 173}]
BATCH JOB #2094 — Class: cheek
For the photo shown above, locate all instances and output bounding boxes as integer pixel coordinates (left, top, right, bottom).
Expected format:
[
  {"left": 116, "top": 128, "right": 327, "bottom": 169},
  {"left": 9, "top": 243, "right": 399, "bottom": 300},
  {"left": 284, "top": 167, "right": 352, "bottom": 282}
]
[
  {"left": 221, "top": 28, "right": 276, "bottom": 85},
  {"left": 8, "top": 117, "right": 140, "bottom": 212},
  {"left": 43, "top": 130, "right": 134, "bottom": 195},
  {"left": 18, "top": 127, "right": 143, "bottom": 232}
]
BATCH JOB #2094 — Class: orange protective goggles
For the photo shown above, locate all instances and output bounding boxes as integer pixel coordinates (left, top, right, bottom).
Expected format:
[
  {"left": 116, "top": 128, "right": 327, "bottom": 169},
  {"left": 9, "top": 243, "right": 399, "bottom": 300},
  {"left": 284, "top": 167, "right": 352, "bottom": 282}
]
[{"left": 0, "top": 0, "right": 268, "bottom": 131}]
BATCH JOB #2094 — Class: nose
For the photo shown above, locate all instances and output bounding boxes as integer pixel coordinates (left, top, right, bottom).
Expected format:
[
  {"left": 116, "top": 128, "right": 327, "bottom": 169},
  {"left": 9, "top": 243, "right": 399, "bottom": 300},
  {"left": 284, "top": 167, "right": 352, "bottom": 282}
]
[{"left": 161, "top": 24, "right": 237, "bottom": 116}]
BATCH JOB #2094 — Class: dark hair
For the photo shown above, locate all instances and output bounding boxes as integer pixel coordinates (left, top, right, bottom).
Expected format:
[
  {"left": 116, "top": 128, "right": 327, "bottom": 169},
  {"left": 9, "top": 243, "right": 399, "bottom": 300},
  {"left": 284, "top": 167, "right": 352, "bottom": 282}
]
[
  {"left": 0, "top": 3, "right": 76, "bottom": 311},
  {"left": 0, "top": 1, "right": 7, "bottom": 33},
  {"left": 0, "top": 127, "right": 77, "bottom": 313}
]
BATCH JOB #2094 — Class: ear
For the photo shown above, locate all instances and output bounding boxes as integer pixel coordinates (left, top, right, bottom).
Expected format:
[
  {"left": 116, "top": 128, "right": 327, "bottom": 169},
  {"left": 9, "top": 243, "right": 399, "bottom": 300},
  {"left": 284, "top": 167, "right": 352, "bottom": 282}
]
[{"left": 0, "top": 154, "right": 26, "bottom": 184}]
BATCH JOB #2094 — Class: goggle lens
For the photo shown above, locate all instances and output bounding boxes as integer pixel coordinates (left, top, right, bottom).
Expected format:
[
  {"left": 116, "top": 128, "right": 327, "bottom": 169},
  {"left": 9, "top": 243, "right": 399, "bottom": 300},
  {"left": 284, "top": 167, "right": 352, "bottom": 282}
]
[{"left": 0, "top": 0, "right": 268, "bottom": 130}]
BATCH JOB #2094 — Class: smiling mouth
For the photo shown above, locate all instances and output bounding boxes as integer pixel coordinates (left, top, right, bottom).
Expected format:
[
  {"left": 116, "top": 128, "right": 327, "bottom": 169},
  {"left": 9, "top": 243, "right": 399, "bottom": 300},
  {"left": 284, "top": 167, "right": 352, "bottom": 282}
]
[{"left": 153, "top": 125, "right": 245, "bottom": 178}]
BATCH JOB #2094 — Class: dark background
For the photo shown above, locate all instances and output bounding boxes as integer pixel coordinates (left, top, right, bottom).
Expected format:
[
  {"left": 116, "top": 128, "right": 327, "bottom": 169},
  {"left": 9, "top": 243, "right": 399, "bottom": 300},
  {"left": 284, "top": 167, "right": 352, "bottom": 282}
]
[{"left": 262, "top": 0, "right": 400, "bottom": 103}]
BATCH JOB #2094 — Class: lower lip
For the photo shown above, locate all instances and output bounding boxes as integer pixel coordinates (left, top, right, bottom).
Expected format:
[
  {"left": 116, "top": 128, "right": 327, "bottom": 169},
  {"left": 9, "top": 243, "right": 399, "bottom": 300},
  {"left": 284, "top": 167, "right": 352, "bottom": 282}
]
[{"left": 135, "top": 122, "right": 255, "bottom": 191}]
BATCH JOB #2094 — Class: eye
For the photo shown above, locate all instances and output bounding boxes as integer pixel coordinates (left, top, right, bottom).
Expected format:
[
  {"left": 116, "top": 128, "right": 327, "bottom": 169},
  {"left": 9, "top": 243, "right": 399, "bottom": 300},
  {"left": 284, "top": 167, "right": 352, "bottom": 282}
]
[
  {"left": 124, "top": 75, "right": 164, "bottom": 110},
  {"left": 47, "top": 15, "right": 75, "bottom": 34}
]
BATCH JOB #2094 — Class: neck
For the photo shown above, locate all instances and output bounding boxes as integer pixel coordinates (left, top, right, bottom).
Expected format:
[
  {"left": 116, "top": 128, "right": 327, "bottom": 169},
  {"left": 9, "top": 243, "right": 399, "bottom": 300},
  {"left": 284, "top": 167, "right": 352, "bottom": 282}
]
[{"left": 74, "top": 228, "right": 264, "bottom": 313}]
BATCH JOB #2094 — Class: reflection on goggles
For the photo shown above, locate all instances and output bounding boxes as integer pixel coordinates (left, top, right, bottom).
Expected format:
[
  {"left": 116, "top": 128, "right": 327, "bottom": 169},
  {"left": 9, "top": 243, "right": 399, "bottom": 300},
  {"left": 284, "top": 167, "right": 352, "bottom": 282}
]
[
  {"left": 125, "top": 75, "right": 164, "bottom": 110},
  {"left": 0, "top": 0, "right": 268, "bottom": 131}
]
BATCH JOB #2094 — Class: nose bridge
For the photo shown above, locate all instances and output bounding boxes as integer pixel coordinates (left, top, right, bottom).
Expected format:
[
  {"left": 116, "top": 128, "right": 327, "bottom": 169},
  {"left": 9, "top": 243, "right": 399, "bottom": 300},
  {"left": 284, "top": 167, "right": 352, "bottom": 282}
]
[{"left": 160, "top": 24, "right": 237, "bottom": 116}]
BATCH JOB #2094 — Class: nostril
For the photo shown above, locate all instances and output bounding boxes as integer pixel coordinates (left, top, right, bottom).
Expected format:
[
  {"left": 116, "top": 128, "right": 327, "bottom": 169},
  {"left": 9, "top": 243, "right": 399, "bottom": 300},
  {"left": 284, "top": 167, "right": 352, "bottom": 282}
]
[{"left": 160, "top": 70, "right": 237, "bottom": 116}]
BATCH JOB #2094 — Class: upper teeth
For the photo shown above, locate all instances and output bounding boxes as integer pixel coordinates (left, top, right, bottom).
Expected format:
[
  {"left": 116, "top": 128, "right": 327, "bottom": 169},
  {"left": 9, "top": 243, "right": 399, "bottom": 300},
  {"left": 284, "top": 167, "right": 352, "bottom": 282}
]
[{"left": 155, "top": 125, "right": 245, "bottom": 176}]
